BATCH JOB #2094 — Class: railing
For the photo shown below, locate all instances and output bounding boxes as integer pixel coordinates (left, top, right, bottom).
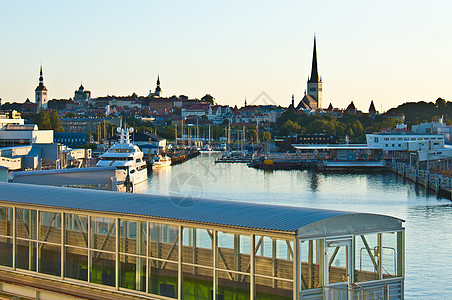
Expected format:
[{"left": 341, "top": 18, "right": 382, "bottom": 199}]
[{"left": 323, "top": 284, "right": 388, "bottom": 300}]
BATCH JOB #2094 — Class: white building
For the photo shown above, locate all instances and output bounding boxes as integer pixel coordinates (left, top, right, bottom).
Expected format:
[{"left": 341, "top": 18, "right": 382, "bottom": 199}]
[
  {"left": 412, "top": 119, "right": 452, "bottom": 143},
  {"left": 0, "top": 124, "right": 53, "bottom": 147},
  {"left": 366, "top": 132, "right": 445, "bottom": 152}
]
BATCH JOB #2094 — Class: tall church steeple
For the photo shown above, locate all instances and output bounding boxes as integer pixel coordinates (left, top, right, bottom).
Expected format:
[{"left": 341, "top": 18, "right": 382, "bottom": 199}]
[
  {"left": 154, "top": 74, "right": 161, "bottom": 96},
  {"left": 306, "top": 35, "right": 323, "bottom": 109},
  {"left": 308, "top": 36, "right": 319, "bottom": 83},
  {"left": 35, "top": 65, "right": 48, "bottom": 111}
]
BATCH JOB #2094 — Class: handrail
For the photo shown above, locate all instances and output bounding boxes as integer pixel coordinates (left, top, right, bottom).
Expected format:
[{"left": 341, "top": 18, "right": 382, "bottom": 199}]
[{"left": 323, "top": 284, "right": 388, "bottom": 300}]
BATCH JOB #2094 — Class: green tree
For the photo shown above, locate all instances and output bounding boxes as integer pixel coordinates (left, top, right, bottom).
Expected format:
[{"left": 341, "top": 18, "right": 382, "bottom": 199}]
[
  {"left": 40, "top": 113, "right": 52, "bottom": 130},
  {"left": 63, "top": 112, "right": 77, "bottom": 118},
  {"left": 49, "top": 110, "right": 64, "bottom": 132},
  {"left": 279, "top": 120, "right": 302, "bottom": 135}
]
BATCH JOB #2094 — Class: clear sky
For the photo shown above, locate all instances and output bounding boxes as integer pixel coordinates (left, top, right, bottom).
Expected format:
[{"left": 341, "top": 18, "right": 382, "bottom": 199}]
[{"left": 1, "top": 0, "right": 451, "bottom": 112}]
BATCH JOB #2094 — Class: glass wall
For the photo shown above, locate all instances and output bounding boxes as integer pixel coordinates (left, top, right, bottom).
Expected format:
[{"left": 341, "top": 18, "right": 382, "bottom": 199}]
[
  {"left": 254, "top": 235, "right": 293, "bottom": 300},
  {"left": 0, "top": 207, "right": 13, "bottom": 267},
  {"left": 0, "top": 204, "right": 404, "bottom": 300},
  {"left": 354, "top": 231, "right": 403, "bottom": 282},
  {"left": 300, "top": 239, "right": 323, "bottom": 290}
]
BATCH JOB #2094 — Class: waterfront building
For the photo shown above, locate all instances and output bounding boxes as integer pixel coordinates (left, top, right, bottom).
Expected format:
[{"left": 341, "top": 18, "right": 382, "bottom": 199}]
[
  {"left": 276, "top": 134, "right": 338, "bottom": 152},
  {"left": 54, "top": 132, "right": 88, "bottom": 147},
  {"left": 0, "top": 110, "right": 24, "bottom": 128},
  {"left": 0, "top": 182, "right": 404, "bottom": 299},
  {"left": 412, "top": 118, "right": 452, "bottom": 143},
  {"left": 297, "top": 36, "right": 322, "bottom": 110},
  {"left": 366, "top": 132, "right": 445, "bottom": 152},
  {"left": 35, "top": 66, "right": 48, "bottom": 111}
]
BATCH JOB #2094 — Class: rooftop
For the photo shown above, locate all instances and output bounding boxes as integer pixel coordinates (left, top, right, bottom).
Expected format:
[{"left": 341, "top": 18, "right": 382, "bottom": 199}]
[{"left": 0, "top": 182, "right": 403, "bottom": 235}]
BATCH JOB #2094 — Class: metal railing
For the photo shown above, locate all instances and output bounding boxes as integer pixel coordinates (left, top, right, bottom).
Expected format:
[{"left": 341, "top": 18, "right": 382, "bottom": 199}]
[{"left": 323, "top": 284, "right": 388, "bottom": 300}]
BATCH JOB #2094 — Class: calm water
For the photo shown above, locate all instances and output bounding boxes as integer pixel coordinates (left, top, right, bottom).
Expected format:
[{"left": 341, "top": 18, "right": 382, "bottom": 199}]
[{"left": 144, "top": 153, "right": 452, "bottom": 299}]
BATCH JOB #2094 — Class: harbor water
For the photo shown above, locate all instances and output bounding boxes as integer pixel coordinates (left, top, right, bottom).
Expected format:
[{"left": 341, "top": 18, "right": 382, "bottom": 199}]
[{"left": 144, "top": 153, "right": 452, "bottom": 299}]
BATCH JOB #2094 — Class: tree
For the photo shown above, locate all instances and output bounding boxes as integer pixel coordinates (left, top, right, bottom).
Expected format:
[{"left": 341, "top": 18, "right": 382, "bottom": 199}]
[
  {"left": 49, "top": 110, "right": 64, "bottom": 132},
  {"left": 37, "top": 112, "right": 52, "bottom": 130},
  {"left": 279, "top": 120, "right": 302, "bottom": 135},
  {"left": 201, "top": 94, "right": 216, "bottom": 105},
  {"left": 63, "top": 112, "right": 77, "bottom": 118}
]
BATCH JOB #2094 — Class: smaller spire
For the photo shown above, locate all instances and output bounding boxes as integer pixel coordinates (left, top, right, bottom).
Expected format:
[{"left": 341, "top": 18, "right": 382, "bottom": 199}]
[
  {"left": 157, "top": 74, "right": 160, "bottom": 85},
  {"left": 244, "top": 97, "right": 247, "bottom": 107},
  {"left": 291, "top": 94, "right": 295, "bottom": 107}
]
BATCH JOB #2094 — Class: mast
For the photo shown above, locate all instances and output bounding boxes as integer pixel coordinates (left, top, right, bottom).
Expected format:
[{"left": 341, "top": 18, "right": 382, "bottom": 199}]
[{"left": 208, "top": 125, "right": 211, "bottom": 149}]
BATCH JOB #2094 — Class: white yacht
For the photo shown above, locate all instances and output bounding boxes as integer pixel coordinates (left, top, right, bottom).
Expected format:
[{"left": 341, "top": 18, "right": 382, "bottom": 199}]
[
  {"left": 150, "top": 155, "right": 172, "bottom": 168},
  {"left": 96, "top": 127, "right": 147, "bottom": 185}
]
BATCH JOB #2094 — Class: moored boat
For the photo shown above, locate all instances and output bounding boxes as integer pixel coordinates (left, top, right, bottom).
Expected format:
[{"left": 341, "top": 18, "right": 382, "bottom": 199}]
[{"left": 96, "top": 127, "right": 147, "bottom": 185}]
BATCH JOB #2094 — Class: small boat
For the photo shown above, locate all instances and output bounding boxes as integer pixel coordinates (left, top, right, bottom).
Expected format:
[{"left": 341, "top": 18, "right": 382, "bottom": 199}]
[
  {"left": 96, "top": 127, "right": 147, "bottom": 185},
  {"left": 215, "top": 150, "right": 253, "bottom": 163},
  {"left": 150, "top": 155, "right": 172, "bottom": 168}
]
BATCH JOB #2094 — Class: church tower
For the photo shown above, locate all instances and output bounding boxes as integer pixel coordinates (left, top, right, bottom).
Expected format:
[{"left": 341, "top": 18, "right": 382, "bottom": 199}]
[
  {"left": 307, "top": 36, "right": 322, "bottom": 108},
  {"left": 154, "top": 75, "right": 161, "bottom": 97},
  {"left": 35, "top": 66, "right": 48, "bottom": 111}
]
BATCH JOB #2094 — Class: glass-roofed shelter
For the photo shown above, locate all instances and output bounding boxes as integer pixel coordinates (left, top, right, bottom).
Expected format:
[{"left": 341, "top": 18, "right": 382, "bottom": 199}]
[{"left": 0, "top": 182, "right": 404, "bottom": 299}]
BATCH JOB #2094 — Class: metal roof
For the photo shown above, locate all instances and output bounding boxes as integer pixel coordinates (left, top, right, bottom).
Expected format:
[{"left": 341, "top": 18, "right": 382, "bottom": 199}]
[
  {"left": 0, "top": 182, "right": 403, "bottom": 234},
  {"left": 11, "top": 167, "right": 116, "bottom": 177}
]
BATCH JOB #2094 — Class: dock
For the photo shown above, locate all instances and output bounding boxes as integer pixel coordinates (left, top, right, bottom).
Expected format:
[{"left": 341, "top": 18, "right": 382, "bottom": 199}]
[{"left": 391, "top": 162, "right": 452, "bottom": 199}]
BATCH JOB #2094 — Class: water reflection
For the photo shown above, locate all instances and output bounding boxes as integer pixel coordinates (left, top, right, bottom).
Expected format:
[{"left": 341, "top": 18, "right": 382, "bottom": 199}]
[{"left": 145, "top": 153, "right": 452, "bottom": 299}]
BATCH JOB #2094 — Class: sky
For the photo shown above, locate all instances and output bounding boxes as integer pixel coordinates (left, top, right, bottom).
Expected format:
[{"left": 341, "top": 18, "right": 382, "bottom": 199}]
[{"left": 1, "top": 0, "right": 451, "bottom": 112}]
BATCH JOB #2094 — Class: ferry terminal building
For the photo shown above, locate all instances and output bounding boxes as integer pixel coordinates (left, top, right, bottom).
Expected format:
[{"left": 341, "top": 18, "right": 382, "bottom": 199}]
[{"left": 0, "top": 183, "right": 404, "bottom": 299}]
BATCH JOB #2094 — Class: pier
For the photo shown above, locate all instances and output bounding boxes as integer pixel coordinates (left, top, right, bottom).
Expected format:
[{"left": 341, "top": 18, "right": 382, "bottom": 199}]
[{"left": 391, "top": 162, "right": 452, "bottom": 199}]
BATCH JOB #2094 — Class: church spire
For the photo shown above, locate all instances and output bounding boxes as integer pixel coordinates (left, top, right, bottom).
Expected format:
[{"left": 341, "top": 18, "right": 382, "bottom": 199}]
[
  {"left": 308, "top": 35, "right": 319, "bottom": 83},
  {"left": 154, "top": 74, "right": 161, "bottom": 96},
  {"left": 39, "top": 65, "right": 44, "bottom": 84}
]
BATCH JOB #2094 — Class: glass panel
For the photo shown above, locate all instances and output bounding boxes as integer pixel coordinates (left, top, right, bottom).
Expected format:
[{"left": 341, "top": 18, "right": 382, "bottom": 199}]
[
  {"left": 355, "top": 234, "right": 379, "bottom": 282},
  {"left": 149, "top": 223, "right": 179, "bottom": 261},
  {"left": 120, "top": 255, "right": 146, "bottom": 292},
  {"left": 149, "top": 259, "right": 178, "bottom": 299},
  {"left": 0, "top": 236, "right": 13, "bottom": 267},
  {"left": 91, "top": 217, "right": 116, "bottom": 252},
  {"left": 301, "top": 239, "right": 323, "bottom": 290},
  {"left": 328, "top": 242, "right": 349, "bottom": 284},
  {"left": 182, "top": 265, "right": 213, "bottom": 300},
  {"left": 39, "top": 212, "right": 61, "bottom": 244},
  {"left": 217, "top": 271, "right": 250, "bottom": 300},
  {"left": 382, "top": 232, "right": 403, "bottom": 278},
  {"left": 255, "top": 276, "right": 293, "bottom": 300},
  {"left": 120, "top": 220, "right": 146, "bottom": 255},
  {"left": 182, "top": 228, "right": 213, "bottom": 266},
  {"left": 39, "top": 243, "right": 61, "bottom": 276},
  {"left": 91, "top": 251, "right": 116, "bottom": 287},
  {"left": 217, "top": 232, "right": 250, "bottom": 273},
  {"left": 0, "top": 207, "right": 13, "bottom": 236},
  {"left": 16, "top": 209, "right": 37, "bottom": 239},
  {"left": 65, "top": 246, "right": 88, "bottom": 281},
  {"left": 256, "top": 236, "right": 293, "bottom": 280},
  {"left": 65, "top": 214, "right": 88, "bottom": 248},
  {"left": 16, "top": 239, "right": 37, "bottom": 271}
]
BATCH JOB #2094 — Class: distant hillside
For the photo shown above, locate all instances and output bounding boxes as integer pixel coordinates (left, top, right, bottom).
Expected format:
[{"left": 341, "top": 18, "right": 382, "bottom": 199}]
[{"left": 386, "top": 98, "right": 450, "bottom": 123}]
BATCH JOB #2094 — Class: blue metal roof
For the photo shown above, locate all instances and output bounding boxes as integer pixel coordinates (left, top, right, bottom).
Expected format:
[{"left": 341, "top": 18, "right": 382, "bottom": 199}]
[
  {"left": 0, "top": 182, "right": 401, "bottom": 233},
  {"left": 11, "top": 167, "right": 116, "bottom": 177}
]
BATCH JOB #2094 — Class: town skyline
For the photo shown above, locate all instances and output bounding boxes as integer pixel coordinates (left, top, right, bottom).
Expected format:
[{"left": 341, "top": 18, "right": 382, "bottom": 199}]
[{"left": 1, "top": 1, "right": 451, "bottom": 112}]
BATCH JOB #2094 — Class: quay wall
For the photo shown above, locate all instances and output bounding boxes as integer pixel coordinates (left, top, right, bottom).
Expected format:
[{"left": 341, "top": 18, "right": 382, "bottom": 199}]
[{"left": 390, "top": 162, "right": 452, "bottom": 200}]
